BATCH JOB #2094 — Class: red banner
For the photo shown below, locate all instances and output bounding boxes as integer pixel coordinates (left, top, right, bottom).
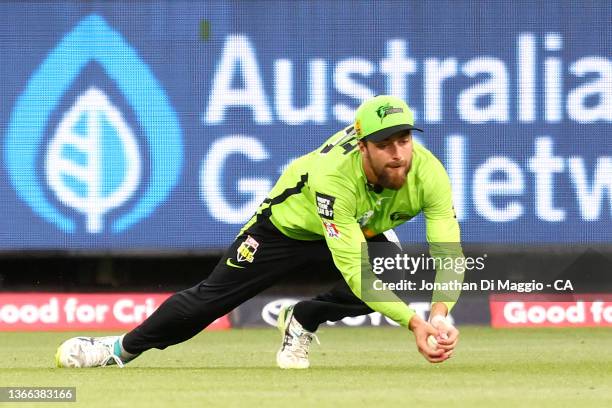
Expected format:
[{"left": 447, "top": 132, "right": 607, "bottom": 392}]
[
  {"left": 490, "top": 294, "right": 612, "bottom": 327},
  {"left": 0, "top": 293, "right": 231, "bottom": 331}
]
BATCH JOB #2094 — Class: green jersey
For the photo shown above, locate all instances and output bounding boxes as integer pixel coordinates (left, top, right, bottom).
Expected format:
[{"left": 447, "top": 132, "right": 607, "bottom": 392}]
[{"left": 242, "top": 126, "right": 462, "bottom": 327}]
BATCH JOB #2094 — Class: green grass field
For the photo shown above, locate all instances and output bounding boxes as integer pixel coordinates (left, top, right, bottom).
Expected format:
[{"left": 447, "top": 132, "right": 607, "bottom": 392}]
[{"left": 0, "top": 327, "right": 610, "bottom": 407}]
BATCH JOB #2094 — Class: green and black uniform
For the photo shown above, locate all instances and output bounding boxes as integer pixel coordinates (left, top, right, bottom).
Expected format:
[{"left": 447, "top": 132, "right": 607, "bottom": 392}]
[{"left": 123, "top": 127, "right": 462, "bottom": 353}]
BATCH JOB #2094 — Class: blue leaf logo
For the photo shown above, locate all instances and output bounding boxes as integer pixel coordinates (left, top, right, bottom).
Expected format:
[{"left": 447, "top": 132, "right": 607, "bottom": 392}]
[
  {"left": 4, "top": 14, "right": 183, "bottom": 233},
  {"left": 47, "top": 87, "right": 141, "bottom": 233}
]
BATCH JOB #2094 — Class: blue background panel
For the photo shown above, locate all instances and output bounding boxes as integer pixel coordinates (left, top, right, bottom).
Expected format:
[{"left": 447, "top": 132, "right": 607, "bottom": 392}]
[{"left": 0, "top": 1, "right": 610, "bottom": 249}]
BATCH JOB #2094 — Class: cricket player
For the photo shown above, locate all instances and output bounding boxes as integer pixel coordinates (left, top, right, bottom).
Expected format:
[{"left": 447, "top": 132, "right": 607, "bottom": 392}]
[{"left": 56, "top": 95, "right": 462, "bottom": 369}]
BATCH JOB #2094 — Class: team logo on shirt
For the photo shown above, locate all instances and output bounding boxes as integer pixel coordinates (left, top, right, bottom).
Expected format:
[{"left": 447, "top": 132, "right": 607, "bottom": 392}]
[
  {"left": 357, "top": 210, "right": 374, "bottom": 227},
  {"left": 316, "top": 192, "right": 336, "bottom": 220},
  {"left": 390, "top": 212, "right": 415, "bottom": 221},
  {"left": 236, "top": 235, "right": 260, "bottom": 263},
  {"left": 323, "top": 221, "right": 341, "bottom": 239}
]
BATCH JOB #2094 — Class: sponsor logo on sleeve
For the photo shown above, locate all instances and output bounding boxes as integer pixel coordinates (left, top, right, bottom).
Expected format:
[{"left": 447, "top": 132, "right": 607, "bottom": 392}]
[
  {"left": 323, "top": 220, "right": 341, "bottom": 239},
  {"left": 316, "top": 192, "right": 336, "bottom": 219}
]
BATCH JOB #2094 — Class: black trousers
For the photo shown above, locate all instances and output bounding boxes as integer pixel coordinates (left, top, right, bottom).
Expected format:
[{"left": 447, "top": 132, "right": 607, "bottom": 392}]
[{"left": 123, "top": 217, "right": 390, "bottom": 354}]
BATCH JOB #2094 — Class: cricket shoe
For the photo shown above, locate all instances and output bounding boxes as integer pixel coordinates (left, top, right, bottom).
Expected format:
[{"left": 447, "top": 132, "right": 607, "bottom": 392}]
[
  {"left": 55, "top": 335, "right": 137, "bottom": 368},
  {"left": 276, "top": 304, "right": 319, "bottom": 369}
]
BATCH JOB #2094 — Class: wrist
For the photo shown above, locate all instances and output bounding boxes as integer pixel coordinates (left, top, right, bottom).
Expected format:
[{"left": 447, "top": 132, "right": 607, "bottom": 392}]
[
  {"left": 429, "top": 314, "right": 448, "bottom": 326},
  {"left": 429, "top": 302, "right": 448, "bottom": 320},
  {"left": 408, "top": 314, "right": 425, "bottom": 331}
]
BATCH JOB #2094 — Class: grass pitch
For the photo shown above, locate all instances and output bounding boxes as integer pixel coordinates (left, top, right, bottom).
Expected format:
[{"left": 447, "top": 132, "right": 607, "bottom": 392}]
[{"left": 0, "top": 327, "right": 610, "bottom": 407}]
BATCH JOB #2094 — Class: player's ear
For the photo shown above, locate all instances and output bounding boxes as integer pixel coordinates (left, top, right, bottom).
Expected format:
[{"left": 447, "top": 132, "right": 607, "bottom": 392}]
[{"left": 357, "top": 140, "right": 367, "bottom": 153}]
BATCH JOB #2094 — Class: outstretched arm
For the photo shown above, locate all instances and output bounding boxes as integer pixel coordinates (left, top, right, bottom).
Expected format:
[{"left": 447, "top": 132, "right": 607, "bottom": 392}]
[
  {"left": 310, "top": 176, "right": 447, "bottom": 362},
  {"left": 423, "top": 157, "right": 464, "bottom": 359}
]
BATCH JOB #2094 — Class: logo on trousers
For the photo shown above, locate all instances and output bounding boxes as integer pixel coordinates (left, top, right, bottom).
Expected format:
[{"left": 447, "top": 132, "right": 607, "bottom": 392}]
[
  {"left": 237, "top": 236, "right": 260, "bottom": 263},
  {"left": 4, "top": 14, "right": 183, "bottom": 233}
]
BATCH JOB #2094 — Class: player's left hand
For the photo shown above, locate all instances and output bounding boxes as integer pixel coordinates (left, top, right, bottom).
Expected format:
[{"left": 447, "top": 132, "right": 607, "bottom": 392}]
[{"left": 429, "top": 314, "right": 459, "bottom": 358}]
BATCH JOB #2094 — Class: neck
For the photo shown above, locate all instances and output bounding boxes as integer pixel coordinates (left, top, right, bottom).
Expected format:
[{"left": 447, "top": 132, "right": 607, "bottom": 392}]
[
  {"left": 361, "top": 155, "right": 384, "bottom": 193},
  {"left": 361, "top": 154, "right": 377, "bottom": 185}
]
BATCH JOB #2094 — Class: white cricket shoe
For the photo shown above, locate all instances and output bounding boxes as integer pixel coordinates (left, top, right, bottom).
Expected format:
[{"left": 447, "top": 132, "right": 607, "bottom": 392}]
[
  {"left": 55, "top": 335, "right": 128, "bottom": 368},
  {"left": 276, "top": 304, "right": 319, "bottom": 369}
]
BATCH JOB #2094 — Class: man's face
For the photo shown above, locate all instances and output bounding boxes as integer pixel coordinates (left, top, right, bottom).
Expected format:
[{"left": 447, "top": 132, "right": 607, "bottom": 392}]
[{"left": 359, "top": 131, "right": 413, "bottom": 190}]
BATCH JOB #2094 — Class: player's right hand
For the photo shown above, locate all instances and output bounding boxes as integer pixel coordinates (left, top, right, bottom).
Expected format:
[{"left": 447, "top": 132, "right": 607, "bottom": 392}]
[
  {"left": 429, "top": 314, "right": 459, "bottom": 357},
  {"left": 408, "top": 315, "right": 448, "bottom": 363}
]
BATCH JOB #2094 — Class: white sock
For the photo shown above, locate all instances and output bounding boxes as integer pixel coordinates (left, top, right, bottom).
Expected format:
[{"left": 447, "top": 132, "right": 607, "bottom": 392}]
[{"left": 118, "top": 334, "right": 138, "bottom": 359}]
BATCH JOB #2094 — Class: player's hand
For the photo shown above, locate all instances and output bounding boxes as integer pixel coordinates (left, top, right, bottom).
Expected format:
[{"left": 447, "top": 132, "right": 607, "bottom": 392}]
[
  {"left": 408, "top": 315, "right": 448, "bottom": 363},
  {"left": 429, "top": 314, "right": 459, "bottom": 359}
]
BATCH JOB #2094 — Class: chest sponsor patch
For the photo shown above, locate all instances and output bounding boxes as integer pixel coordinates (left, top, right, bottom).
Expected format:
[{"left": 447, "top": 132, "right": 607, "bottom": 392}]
[{"left": 316, "top": 192, "right": 336, "bottom": 219}]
